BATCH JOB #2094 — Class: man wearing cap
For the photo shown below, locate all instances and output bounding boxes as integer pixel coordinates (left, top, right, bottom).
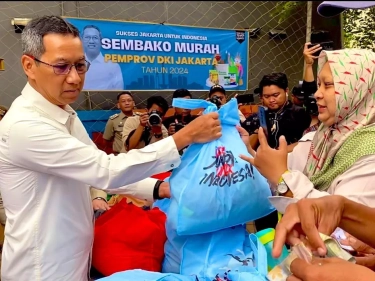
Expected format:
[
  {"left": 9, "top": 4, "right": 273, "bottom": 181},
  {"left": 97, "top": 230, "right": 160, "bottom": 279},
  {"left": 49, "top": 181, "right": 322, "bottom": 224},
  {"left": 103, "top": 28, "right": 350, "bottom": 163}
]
[{"left": 208, "top": 84, "right": 246, "bottom": 122}]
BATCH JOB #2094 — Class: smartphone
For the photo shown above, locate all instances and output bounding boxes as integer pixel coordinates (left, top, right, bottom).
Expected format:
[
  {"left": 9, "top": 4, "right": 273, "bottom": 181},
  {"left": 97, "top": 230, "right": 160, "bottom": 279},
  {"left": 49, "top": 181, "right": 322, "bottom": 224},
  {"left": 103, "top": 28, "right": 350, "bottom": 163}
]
[
  {"left": 257, "top": 106, "right": 269, "bottom": 140},
  {"left": 236, "top": 94, "right": 254, "bottom": 104},
  {"left": 307, "top": 41, "right": 334, "bottom": 57}
]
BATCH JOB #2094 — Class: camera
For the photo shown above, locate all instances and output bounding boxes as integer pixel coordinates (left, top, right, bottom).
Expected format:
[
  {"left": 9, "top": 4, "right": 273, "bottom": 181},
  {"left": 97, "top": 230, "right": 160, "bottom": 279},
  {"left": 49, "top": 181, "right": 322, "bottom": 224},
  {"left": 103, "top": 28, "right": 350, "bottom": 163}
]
[
  {"left": 210, "top": 95, "right": 222, "bottom": 108},
  {"left": 292, "top": 83, "right": 318, "bottom": 116},
  {"left": 175, "top": 122, "right": 185, "bottom": 132},
  {"left": 241, "top": 114, "right": 260, "bottom": 135},
  {"left": 148, "top": 110, "right": 162, "bottom": 126}
]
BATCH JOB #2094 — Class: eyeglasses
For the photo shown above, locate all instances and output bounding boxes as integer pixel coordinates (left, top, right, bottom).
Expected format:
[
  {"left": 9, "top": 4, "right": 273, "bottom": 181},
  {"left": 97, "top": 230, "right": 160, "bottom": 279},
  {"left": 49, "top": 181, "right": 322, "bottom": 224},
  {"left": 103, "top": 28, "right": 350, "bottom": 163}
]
[
  {"left": 83, "top": 35, "right": 100, "bottom": 42},
  {"left": 28, "top": 55, "right": 91, "bottom": 75}
]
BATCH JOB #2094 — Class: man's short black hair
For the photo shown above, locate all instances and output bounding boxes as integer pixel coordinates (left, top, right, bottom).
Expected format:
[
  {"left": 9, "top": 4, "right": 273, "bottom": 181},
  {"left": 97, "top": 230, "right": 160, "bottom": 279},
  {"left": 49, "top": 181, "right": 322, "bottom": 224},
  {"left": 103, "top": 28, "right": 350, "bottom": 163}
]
[
  {"left": 146, "top": 96, "right": 169, "bottom": 115},
  {"left": 173, "top": 89, "right": 192, "bottom": 99},
  {"left": 117, "top": 91, "right": 133, "bottom": 101},
  {"left": 82, "top": 25, "right": 101, "bottom": 37},
  {"left": 258, "top": 73, "right": 288, "bottom": 95},
  {"left": 208, "top": 84, "right": 226, "bottom": 98}
]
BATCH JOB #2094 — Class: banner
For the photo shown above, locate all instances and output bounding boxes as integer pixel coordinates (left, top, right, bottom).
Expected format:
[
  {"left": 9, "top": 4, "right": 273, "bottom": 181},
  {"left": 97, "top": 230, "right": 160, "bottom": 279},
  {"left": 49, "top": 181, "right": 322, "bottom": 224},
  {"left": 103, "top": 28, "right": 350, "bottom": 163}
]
[{"left": 65, "top": 17, "right": 249, "bottom": 91}]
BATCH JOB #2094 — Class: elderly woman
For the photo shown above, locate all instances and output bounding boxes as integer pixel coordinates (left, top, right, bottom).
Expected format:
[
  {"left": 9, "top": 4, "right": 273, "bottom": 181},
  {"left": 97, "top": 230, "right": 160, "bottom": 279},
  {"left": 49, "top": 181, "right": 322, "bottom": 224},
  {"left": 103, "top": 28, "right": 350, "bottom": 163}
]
[
  {"left": 241, "top": 48, "right": 375, "bottom": 205},
  {"left": 238, "top": 48, "right": 375, "bottom": 270}
]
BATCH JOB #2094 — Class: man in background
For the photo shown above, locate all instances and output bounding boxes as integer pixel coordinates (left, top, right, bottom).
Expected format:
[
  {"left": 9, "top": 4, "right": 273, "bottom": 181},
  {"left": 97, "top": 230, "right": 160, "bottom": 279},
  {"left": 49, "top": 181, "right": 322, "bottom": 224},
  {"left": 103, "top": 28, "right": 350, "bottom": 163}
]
[
  {"left": 82, "top": 25, "right": 123, "bottom": 90},
  {"left": 241, "top": 73, "right": 311, "bottom": 152},
  {"left": 121, "top": 96, "right": 169, "bottom": 152},
  {"left": 208, "top": 84, "right": 246, "bottom": 122},
  {"left": 103, "top": 91, "right": 135, "bottom": 155},
  {"left": 163, "top": 89, "right": 198, "bottom": 136}
]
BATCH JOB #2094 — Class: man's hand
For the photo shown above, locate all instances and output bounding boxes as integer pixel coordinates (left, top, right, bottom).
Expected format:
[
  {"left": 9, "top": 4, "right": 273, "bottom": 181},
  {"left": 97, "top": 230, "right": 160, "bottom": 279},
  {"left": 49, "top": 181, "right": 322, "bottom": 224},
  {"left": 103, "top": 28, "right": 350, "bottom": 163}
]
[
  {"left": 158, "top": 182, "right": 171, "bottom": 199},
  {"left": 273, "top": 196, "right": 345, "bottom": 259},
  {"left": 139, "top": 112, "right": 149, "bottom": 127},
  {"left": 303, "top": 42, "right": 322, "bottom": 65},
  {"left": 168, "top": 123, "right": 176, "bottom": 135},
  {"left": 340, "top": 233, "right": 375, "bottom": 256},
  {"left": 288, "top": 257, "right": 375, "bottom": 281},
  {"left": 172, "top": 112, "right": 221, "bottom": 150},
  {"left": 239, "top": 127, "right": 288, "bottom": 186},
  {"left": 92, "top": 198, "right": 110, "bottom": 211}
]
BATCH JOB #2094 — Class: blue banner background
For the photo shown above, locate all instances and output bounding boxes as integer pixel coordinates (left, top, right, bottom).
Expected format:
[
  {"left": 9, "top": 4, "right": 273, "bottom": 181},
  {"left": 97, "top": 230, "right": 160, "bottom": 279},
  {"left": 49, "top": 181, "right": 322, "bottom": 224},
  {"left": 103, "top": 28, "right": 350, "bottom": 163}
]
[{"left": 65, "top": 17, "right": 249, "bottom": 91}]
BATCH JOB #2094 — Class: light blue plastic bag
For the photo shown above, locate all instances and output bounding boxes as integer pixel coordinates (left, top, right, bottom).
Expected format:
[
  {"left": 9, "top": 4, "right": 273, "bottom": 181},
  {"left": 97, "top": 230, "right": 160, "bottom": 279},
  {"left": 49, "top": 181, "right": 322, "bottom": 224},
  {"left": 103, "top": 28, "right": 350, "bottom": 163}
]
[
  {"left": 97, "top": 269, "right": 198, "bottom": 281},
  {"left": 180, "top": 226, "right": 268, "bottom": 281},
  {"left": 169, "top": 98, "right": 275, "bottom": 235}
]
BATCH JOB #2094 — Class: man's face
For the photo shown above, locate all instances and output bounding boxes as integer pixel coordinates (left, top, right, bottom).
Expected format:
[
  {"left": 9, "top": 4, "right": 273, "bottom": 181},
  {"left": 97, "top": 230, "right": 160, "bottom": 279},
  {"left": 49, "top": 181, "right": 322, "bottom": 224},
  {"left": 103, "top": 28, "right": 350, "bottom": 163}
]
[
  {"left": 117, "top": 94, "right": 134, "bottom": 113},
  {"left": 174, "top": 95, "right": 192, "bottom": 116},
  {"left": 292, "top": 95, "right": 304, "bottom": 107},
  {"left": 82, "top": 28, "right": 101, "bottom": 57},
  {"left": 261, "top": 85, "right": 287, "bottom": 110},
  {"left": 148, "top": 104, "right": 166, "bottom": 118},
  {"left": 21, "top": 33, "right": 86, "bottom": 107},
  {"left": 210, "top": 91, "right": 227, "bottom": 105}
]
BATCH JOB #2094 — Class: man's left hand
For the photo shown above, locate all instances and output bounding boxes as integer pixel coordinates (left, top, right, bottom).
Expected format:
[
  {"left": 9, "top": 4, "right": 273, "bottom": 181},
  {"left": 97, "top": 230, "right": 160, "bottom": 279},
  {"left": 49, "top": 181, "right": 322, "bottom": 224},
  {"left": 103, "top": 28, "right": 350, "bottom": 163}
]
[{"left": 158, "top": 181, "right": 170, "bottom": 199}]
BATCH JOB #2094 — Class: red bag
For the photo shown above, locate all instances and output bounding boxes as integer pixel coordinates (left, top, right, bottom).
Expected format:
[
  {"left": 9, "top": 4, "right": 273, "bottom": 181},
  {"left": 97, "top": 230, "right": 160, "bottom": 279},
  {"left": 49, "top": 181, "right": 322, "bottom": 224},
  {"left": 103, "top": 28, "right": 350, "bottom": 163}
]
[
  {"left": 92, "top": 200, "right": 167, "bottom": 276},
  {"left": 151, "top": 171, "right": 172, "bottom": 181}
]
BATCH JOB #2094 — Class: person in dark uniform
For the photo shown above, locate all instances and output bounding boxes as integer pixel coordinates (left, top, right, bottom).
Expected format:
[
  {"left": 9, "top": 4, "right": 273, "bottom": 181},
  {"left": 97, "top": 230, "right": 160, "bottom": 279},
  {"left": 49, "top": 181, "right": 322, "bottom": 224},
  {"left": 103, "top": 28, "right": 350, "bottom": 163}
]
[
  {"left": 102, "top": 91, "right": 135, "bottom": 155},
  {"left": 241, "top": 73, "right": 311, "bottom": 232}
]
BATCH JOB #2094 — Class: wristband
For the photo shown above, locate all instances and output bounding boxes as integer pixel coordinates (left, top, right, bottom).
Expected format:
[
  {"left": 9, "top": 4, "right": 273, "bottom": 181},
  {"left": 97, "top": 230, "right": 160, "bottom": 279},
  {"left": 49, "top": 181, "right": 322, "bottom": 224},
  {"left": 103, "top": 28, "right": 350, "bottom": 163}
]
[{"left": 153, "top": 180, "right": 164, "bottom": 200}]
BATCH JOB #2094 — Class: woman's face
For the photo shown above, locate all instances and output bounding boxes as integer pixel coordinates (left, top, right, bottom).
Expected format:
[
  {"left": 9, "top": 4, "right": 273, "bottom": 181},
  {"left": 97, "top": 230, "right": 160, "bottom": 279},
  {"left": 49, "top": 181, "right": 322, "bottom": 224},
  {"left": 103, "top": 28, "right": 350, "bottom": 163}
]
[{"left": 314, "top": 62, "right": 336, "bottom": 127}]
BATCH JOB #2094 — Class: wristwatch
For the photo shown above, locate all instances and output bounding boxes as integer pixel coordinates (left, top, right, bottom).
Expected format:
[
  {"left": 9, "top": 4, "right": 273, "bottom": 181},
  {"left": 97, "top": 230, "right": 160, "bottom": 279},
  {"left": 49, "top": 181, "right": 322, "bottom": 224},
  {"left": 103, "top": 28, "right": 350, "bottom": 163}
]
[
  {"left": 276, "top": 181, "right": 289, "bottom": 196},
  {"left": 275, "top": 171, "right": 290, "bottom": 196}
]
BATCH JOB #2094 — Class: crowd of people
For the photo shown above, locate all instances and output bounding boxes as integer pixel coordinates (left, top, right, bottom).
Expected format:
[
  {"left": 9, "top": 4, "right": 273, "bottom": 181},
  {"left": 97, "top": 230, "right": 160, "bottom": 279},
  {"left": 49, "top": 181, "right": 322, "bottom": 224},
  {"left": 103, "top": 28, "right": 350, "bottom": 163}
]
[{"left": 1, "top": 1, "right": 375, "bottom": 281}]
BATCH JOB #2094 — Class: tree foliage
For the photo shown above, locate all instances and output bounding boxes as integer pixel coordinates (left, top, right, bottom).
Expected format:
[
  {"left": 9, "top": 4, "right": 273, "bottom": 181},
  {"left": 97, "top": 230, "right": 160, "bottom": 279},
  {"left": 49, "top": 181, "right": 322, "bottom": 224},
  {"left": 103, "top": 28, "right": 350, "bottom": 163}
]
[
  {"left": 343, "top": 8, "right": 375, "bottom": 51},
  {"left": 270, "top": 1, "right": 306, "bottom": 24}
]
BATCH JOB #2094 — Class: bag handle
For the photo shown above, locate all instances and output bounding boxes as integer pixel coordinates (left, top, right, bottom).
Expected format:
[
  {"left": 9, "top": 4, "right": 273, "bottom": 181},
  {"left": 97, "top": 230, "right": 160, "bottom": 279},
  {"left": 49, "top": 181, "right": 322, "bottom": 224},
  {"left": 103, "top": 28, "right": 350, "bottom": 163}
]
[
  {"left": 249, "top": 233, "right": 268, "bottom": 277},
  {"left": 172, "top": 98, "right": 218, "bottom": 113}
]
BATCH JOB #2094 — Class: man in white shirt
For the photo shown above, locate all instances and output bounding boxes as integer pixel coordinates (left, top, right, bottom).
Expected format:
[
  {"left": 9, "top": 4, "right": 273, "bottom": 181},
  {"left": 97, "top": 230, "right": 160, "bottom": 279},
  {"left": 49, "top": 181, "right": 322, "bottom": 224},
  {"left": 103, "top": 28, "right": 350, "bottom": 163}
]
[
  {"left": 82, "top": 24, "right": 124, "bottom": 90},
  {"left": 0, "top": 16, "right": 222, "bottom": 281}
]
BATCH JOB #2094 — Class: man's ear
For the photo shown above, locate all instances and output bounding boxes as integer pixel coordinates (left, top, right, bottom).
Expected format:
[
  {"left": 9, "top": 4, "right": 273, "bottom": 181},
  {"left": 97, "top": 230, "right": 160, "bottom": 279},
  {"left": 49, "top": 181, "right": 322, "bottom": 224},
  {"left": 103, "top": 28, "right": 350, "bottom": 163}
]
[
  {"left": 21, "top": 55, "right": 36, "bottom": 80},
  {"left": 116, "top": 102, "right": 120, "bottom": 109},
  {"left": 285, "top": 87, "right": 289, "bottom": 98}
]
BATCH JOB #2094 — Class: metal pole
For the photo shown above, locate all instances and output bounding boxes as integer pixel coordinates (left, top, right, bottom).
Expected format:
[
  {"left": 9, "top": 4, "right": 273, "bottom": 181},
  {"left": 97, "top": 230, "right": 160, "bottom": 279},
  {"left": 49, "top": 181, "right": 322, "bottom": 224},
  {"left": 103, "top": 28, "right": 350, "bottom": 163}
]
[{"left": 303, "top": 1, "right": 313, "bottom": 78}]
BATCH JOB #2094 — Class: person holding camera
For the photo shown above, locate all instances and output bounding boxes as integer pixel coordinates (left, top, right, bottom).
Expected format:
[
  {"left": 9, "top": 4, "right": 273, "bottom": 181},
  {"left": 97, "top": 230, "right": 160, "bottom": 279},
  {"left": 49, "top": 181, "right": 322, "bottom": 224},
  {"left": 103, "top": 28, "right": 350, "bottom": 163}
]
[
  {"left": 163, "top": 89, "right": 198, "bottom": 136},
  {"left": 208, "top": 84, "right": 246, "bottom": 122},
  {"left": 121, "top": 96, "right": 169, "bottom": 152},
  {"left": 301, "top": 42, "right": 322, "bottom": 136}
]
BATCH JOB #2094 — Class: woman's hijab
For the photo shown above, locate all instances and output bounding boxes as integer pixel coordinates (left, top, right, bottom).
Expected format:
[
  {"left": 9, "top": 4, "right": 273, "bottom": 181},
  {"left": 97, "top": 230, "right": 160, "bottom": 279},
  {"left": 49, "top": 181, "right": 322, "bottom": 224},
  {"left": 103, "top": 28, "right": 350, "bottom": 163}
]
[{"left": 304, "top": 49, "right": 375, "bottom": 190}]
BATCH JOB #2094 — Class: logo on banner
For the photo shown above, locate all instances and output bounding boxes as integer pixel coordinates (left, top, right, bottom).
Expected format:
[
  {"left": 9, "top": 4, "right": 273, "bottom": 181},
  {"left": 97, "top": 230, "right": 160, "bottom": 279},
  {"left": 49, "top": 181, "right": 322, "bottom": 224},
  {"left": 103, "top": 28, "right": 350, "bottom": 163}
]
[{"left": 235, "top": 31, "right": 246, "bottom": 44}]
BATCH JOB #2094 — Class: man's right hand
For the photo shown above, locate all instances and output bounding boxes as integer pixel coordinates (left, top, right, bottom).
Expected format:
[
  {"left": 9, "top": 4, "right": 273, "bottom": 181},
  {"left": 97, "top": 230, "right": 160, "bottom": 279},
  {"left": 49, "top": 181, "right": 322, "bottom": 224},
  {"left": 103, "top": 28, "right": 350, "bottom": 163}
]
[
  {"left": 273, "top": 195, "right": 345, "bottom": 259},
  {"left": 139, "top": 112, "right": 149, "bottom": 127},
  {"left": 172, "top": 112, "right": 221, "bottom": 150}
]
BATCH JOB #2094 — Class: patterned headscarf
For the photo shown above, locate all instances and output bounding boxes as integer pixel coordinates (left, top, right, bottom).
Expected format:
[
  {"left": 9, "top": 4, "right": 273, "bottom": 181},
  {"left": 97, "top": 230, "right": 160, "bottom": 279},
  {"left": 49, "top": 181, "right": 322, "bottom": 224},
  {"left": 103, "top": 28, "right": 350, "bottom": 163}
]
[{"left": 304, "top": 49, "right": 375, "bottom": 190}]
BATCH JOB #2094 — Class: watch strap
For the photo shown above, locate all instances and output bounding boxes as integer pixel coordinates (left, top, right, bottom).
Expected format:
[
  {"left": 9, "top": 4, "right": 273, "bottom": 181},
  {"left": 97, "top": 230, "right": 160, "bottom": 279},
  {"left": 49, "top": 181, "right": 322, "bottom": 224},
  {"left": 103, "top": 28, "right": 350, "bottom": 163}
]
[
  {"left": 93, "top": 197, "right": 107, "bottom": 202},
  {"left": 153, "top": 180, "right": 164, "bottom": 200}
]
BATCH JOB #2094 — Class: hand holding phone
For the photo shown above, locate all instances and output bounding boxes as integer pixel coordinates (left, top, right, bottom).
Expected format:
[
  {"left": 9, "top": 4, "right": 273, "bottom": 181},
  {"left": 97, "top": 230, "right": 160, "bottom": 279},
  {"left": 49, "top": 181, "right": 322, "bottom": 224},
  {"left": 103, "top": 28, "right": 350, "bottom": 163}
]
[{"left": 257, "top": 106, "right": 269, "bottom": 140}]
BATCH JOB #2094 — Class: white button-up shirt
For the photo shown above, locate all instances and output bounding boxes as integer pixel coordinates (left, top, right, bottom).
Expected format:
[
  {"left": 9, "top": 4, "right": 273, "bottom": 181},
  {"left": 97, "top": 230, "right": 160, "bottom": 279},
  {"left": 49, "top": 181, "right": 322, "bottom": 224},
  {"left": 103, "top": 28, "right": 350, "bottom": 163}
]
[
  {"left": 0, "top": 83, "right": 180, "bottom": 281},
  {"left": 83, "top": 53, "right": 124, "bottom": 90}
]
